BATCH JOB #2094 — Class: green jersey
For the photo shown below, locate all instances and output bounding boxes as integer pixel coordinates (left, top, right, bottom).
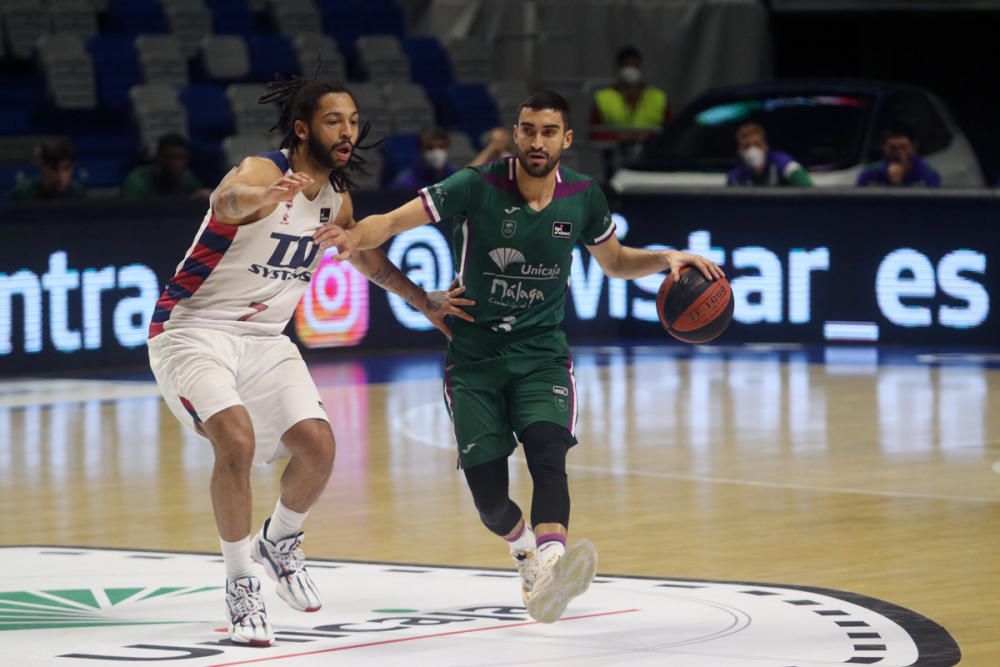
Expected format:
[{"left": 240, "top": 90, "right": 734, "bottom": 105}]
[{"left": 419, "top": 157, "right": 614, "bottom": 341}]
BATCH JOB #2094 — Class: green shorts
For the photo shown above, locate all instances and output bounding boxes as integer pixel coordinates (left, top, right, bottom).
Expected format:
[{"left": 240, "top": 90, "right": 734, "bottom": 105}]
[{"left": 443, "top": 329, "right": 578, "bottom": 468}]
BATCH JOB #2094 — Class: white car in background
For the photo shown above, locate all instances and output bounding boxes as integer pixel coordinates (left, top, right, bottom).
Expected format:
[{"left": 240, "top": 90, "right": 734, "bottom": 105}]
[{"left": 610, "top": 80, "right": 984, "bottom": 191}]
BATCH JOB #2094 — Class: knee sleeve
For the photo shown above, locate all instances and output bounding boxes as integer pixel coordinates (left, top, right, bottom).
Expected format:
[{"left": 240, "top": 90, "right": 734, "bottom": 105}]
[
  {"left": 521, "top": 422, "right": 573, "bottom": 528},
  {"left": 463, "top": 457, "right": 523, "bottom": 536}
]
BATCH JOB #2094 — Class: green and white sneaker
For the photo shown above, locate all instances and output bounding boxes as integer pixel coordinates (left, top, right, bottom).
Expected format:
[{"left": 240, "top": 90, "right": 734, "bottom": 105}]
[{"left": 524, "top": 540, "right": 598, "bottom": 624}]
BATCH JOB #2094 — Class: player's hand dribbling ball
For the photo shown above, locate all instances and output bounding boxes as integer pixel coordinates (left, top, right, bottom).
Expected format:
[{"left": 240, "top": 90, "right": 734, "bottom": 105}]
[{"left": 655, "top": 267, "right": 734, "bottom": 343}]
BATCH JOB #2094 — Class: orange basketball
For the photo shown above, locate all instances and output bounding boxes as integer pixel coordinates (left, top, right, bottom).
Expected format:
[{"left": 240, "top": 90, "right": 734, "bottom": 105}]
[{"left": 655, "top": 267, "right": 734, "bottom": 344}]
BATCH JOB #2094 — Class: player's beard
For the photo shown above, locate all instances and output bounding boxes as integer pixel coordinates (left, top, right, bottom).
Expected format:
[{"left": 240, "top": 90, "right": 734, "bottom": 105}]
[
  {"left": 516, "top": 146, "right": 560, "bottom": 178},
  {"left": 306, "top": 131, "right": 350, "bottom": 172}
]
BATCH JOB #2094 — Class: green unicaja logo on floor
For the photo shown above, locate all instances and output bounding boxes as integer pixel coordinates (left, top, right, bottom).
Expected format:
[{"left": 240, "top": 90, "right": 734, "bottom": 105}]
[{"left": 0, "top": 586, "right": 221, "bottom": 631}]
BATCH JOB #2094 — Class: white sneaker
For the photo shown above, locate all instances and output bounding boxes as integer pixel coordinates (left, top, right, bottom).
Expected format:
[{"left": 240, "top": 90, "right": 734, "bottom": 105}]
[
  {"left": 225, "top": 576, "right": 274, "bottom": 647},
  {"left": 251, "top": 518, "right": 322, "bottom": 612},
  {"left": 525, "top": 540, "right": 598, "bottom": 624},
  {"left": 511, "top": 548, "right": 543, "bottom": 605}
]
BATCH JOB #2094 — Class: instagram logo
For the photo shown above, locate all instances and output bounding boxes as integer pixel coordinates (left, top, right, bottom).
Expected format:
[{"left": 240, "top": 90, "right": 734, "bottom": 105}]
[{"left": 295, "top": 250, "right": 369, "bottom": 347}]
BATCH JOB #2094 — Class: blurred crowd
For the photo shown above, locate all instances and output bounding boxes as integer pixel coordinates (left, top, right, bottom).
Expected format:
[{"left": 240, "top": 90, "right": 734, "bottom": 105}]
[{"left": 7, "top": 43, "right": 967, "bottom": 203}]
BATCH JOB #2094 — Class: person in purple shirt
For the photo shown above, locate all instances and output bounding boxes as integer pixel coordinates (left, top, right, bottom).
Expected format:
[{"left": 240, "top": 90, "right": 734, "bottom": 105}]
[
  {"left": 857, "top": 121, "right": 941, "bottom": 187},
  {"left": 726, "top": 123, "right": 812, "bottom": 187},
  {"left": 391, "top": 126, "right": 457, "bottom": 191}
]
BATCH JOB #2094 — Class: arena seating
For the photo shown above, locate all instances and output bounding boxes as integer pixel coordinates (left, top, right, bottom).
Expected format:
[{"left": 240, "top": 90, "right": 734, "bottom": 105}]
[{"left": 0, "top": 0, "right": 517, "bottom": 194}]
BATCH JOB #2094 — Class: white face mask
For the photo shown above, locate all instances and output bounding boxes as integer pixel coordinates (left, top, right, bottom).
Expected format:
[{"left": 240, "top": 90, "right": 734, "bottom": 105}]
[
  {"left": 424, "top": 148, "right": 448, "bottom": 171},
  {"left": 619, "top": 66, "right": 642, "bottom": 85},
  {"left": 741, "top": 146, "right": 766, "bottom": 171}
]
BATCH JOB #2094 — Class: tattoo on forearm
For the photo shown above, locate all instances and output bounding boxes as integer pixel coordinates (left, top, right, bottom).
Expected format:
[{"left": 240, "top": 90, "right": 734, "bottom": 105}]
[
  {"left": 224, "top": 190, "right": 242, "bottom": 216},
  {"left": 369, "top": 264, "right": 395, "bottom": 288}
]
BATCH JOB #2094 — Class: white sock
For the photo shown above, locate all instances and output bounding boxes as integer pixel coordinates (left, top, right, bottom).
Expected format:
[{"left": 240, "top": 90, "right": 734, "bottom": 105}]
[
  {"left": 220, "top": 535, "right": 255, "bottom": 581},
  {"left": 537, "top": 536, "right": 566, "bottom": 561},
  {"left": 266, "top": 498, "right": 309, "bottom": 542},
  {"left": 505, "top": 520, "right": 537, "bottom": 553}
]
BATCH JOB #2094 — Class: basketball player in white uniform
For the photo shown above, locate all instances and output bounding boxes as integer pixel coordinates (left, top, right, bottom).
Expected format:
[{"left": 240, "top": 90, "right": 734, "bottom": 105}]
[{"left": 148, "top": 78, "right": 472, "bottom": 646}]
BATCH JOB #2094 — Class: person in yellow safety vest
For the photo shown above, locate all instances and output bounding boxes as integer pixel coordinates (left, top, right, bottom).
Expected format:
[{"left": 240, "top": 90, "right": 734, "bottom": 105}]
[
  {"left": 590, "top": 45, "right": 672, "bottom": 145},
  {"left": 590, "top": 46, "right": 672, "bottom": 179}
]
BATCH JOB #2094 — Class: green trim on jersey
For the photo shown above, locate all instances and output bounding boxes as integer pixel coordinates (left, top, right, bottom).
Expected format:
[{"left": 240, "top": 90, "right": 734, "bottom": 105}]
[{"left": 418, "top": 158, "right": 614, "bottom": 342}]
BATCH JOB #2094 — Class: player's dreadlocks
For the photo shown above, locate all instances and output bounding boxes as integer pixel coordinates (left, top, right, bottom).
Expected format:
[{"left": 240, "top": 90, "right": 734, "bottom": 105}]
[{"left": 258, "top": 73, "right": 383, "bottom": 192}]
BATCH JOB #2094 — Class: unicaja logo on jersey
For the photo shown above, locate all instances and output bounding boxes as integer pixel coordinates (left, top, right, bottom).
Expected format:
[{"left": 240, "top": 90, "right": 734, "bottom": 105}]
[
  {"left": 294, "top": 250, "right": 369, "bottom": 348},
  {"left": 487, "top": 248, "right": 560, "bottom": 278},
  {"left": 520, "top": 264, "right": 561, "bottom": 278},
  {"left": 488, "top": 248, "right": 526, "bottom": 273}
]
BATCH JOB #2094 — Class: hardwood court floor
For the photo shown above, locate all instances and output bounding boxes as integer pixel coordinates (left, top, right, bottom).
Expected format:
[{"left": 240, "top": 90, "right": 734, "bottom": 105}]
[{"left": 2, "top": 345, "right": 998, "bottom": 664}]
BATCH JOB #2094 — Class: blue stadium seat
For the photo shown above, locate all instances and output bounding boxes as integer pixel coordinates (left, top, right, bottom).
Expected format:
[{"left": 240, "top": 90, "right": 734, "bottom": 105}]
[
  {"left": 447, "top": 83, "right": 500, "bottom": 141},
  {"left": 1, "top": 75, "right": 46, "bottom": 110},
  {"left": 360, "top": 1, "right": 405, "bottom": 39},
  {"left": 319, "top": 6, "right": 366, "bottom": 61},
  {"left": 77, "top": 158, "right": 126, "bottom": 188},
  {"left": 0, "top": 109, "right": 33, "bottom": 135},
  {"left": 380, "top": 133, "right": 419, "bottom": 185},
  {"left": 0, "top": 165, "right": 37, "bottom": 191},
  {"left": 187, "top": 137, "right": 225, "bottom": 186},
  {"left": 72, "top": 133, "right": 139, "bottom": 162},
  {"left": 180, "top": 84, "right": 235, "bottom": 141},
  {"left": 248, "top": 34, "right": 299, "bottom": 82},
  {"left": 312, "top": 0, "right": 356, "bottom": 13},
  {"left": 206, "top": 0, "right": 256, "bottom": 36},
  {"left": 108, "top": 0, "right": 168, "bottom": 36},
  {"left": 0, "top": 76, "right": 45, "bottom": 134},
  {"left": 402, "top": 36, "right": 453, "bottom": 121},
  {"left": 87, "top": 35, "right": 144, "bottom": 110},
  {"left": 316, "top": 1, "right": 403, "bottom": 78}
]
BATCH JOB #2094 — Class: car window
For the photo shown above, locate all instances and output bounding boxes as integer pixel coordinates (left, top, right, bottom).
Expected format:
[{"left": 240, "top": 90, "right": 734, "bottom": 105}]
[
  {"left": 867, "top": 90, "right": 953, "bottom": 161},
  {"left": 639, "top": 94, "right": 874, "bottom": 171}
]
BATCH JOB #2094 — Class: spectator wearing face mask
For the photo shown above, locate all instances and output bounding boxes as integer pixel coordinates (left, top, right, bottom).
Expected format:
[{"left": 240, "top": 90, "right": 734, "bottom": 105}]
[
  {"left": 11, "top": 137, "right": 86, "bottom": 201},
  {"left": 726, "top": 123, "right": 812, "bottom": 187},
  {"left": 391, "top": 127, "right": 457, "bottom": 191},
  {"left": 590, "top": 46, "right": 671, "bottom": 179},
  {"left": 590, "top": 46, "right": 671, "bottom": 143},
  {"left": 857, "top": 121, "right": 940, "bottom": 187}
]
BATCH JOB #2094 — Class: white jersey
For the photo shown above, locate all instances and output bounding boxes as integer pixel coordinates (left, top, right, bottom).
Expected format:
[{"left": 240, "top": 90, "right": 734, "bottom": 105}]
[{"left": 148, "top": 150, "right": 343, "bottom": 339}]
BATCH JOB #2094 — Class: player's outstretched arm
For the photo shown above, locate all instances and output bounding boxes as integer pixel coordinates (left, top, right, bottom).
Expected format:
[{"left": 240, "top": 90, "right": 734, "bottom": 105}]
[
  {"left": 587, "top": 234, "right": 725, "bottom": 281},
  {"left": 313, "top": 197, "right": 430, "bottom": 260},
  {"left": 349, "top": 249, "right": 474, "bottom": 340},
  {"left": 212, "top": 157, "right": 314, "bottom": 224},
  {"left": 326, "top": 194, "right": 473, "bottom": 339}
]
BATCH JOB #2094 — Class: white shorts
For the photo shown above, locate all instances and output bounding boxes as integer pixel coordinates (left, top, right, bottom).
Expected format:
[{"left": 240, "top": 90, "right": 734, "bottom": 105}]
[{"left": 148, "top": 328, "right": 329, "bottom": 466}]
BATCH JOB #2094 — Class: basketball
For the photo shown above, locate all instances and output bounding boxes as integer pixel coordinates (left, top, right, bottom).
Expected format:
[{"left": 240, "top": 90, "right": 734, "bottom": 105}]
[{"left": 655, "top": 267, "right": 734, "bottom": 344}]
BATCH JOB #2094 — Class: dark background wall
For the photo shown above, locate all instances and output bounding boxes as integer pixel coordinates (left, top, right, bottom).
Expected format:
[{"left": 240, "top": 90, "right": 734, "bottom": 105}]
[
  {"left": 770, "top": 9, "right": 1000, "bottom": 184},
  {"left": 2, "top": 190, "right": 997, "bottom": 374}
]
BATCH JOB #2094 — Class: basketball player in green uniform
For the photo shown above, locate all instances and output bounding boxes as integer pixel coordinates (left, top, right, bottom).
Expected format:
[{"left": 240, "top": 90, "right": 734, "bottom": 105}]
[{"left": 315, "top": 91, "right": 723, "bottom": 623}]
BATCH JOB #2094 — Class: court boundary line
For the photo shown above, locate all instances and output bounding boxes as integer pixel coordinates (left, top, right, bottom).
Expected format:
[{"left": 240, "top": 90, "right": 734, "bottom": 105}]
[{"left": 206, "top": 609, "right": 640, "bottom": 666}]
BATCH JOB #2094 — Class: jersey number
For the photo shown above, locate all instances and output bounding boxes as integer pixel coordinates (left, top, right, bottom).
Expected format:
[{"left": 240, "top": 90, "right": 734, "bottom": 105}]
[{"left": 238, "top": 302, "right": 269, "bottom": 322}]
